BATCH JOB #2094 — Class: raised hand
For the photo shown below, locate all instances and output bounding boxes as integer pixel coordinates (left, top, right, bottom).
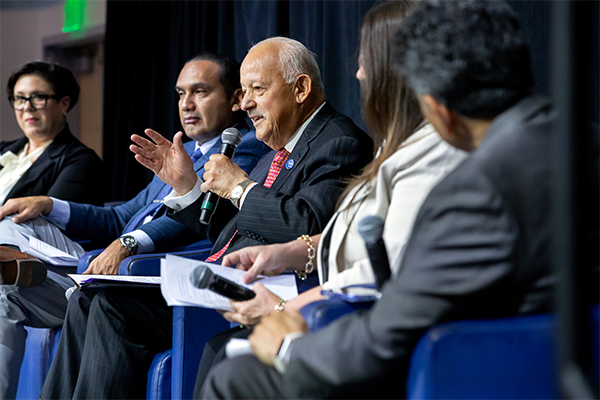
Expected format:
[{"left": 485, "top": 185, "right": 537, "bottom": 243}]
[
  {"left": 130, "top": 129, "right": 197, "bottom": 195},
  {"left": 0, "top": 196, "right": 54, "bottom": 224}
]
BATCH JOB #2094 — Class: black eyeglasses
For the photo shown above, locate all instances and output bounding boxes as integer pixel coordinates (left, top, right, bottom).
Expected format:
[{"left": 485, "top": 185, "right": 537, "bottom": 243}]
[{"left": 8, "top": 94, "right": 61, "bottom": 111}]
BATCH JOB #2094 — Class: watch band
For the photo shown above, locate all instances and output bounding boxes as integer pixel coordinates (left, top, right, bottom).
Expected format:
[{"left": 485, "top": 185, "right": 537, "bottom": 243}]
[
  {"left": 273, "top": 331, "right": 304, "bottom": 374},
  {"left": 230, "top": 179, "right": 253, "bottom": 207}
]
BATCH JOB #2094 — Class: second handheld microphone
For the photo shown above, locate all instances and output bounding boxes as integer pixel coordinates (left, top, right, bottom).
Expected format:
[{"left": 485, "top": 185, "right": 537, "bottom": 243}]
[
  {"left": 357, "top": 215, "right": 391, "bottom": 291},
  {"left": 190, "top": 264, "right": 256, "bottom": 301},
  {"left": 199, "top": 128, "right": 243, "bottom": 225}
]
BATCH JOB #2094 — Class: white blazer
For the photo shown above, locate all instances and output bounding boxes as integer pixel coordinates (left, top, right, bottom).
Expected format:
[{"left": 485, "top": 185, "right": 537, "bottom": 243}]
[{"left": 318, "top": 124, "right": 467, "bottom": 292}]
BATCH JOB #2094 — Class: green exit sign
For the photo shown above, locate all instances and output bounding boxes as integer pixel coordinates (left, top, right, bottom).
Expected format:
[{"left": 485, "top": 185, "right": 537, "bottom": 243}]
[{"left": 63, "top": 0, "right": 86, "bottom": 33}]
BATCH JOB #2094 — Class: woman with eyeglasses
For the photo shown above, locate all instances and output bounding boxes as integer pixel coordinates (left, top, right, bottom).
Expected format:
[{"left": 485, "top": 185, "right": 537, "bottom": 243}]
[{"left": 1, "top": 61, "right": 104, "bottom": 206}]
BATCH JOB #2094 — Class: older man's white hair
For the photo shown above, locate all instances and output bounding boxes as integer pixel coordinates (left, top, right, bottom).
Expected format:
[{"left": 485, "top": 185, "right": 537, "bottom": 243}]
[{"left": 250, "top": 37, "right": 324, "bottom": 93}]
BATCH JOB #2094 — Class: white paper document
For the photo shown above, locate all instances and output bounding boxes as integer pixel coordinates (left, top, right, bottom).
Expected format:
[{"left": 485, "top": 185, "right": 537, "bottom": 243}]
[
  {"left": 68, "top": 274, "right": 161, "bottom": 286},
  {"left": 16, "top": 232, "right": 79, "bottom": 266},
  {"left": 160, "top": 254, "right": 298, "bottom": 311}
]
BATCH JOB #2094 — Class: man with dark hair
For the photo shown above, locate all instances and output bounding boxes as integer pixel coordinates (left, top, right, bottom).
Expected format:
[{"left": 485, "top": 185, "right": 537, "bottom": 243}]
[
  {"left": 0, "top": 52, "right": 269, "bottom": 399},
  {"left": 198, "top": 2, "right": 596, "bottom": 398}
]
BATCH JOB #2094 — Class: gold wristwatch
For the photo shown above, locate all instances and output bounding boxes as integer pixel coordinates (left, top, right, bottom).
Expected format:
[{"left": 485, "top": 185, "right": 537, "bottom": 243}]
[{"left": 230, "top": 179, "right": 253, "bottom": 207}]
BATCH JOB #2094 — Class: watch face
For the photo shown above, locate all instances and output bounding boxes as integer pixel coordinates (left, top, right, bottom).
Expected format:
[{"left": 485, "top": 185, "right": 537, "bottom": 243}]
[
  {"left": 121, "top": 236, "right": 137, "bottom": 248},
  {"left": 231, "top": 185, "right": 243, "bottom": 199}
]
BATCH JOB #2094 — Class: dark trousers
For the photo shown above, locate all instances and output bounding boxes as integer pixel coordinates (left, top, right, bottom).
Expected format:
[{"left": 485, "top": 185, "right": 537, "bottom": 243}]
[
  {"left": 193, "top": 326, "right": 252, "bottom": 398},
  {"left": 201, "top": 354, "right": 285, "bottom": 399},
  {"left": 40, "top": 285, "right": 173, "bottom": 399}
]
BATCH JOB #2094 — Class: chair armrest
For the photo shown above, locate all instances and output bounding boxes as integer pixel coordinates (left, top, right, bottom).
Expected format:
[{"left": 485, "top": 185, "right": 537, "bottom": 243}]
[
  {"left": 300, "top": 293, "right": 376, "bottom": 332},
  {"left": 76, "top": 240, "right": 214, "bottom": 276},
  {"left": 76, "top": 249, "right": 104, "bottom": 273},
  {"left": 171, "top": 306, "right": 230, "bottom": 400},
  {"left": 119, "top": 246, "right": 214, "bottom": 276}
]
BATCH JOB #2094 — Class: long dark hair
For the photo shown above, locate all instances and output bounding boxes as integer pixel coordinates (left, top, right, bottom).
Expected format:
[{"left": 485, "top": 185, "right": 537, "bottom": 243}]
[{"left": 339, "top": 0, "right": 424, "bottom": 206}]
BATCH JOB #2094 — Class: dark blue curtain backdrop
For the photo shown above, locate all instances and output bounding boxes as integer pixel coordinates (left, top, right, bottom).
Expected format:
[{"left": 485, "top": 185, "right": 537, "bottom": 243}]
[
  {"left": 103, "top": 0, "right": 376, "bottom": 201},
  {"left": 103, "top": 0, "right": 598, "bottom": 202}
]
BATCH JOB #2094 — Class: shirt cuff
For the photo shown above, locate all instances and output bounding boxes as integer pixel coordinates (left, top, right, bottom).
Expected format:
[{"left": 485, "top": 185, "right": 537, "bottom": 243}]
[
  {"left": 238, "top": 182, "right": 258, "bottom": 209},
  {"left": 122, "top": 229, "right": 155, "bottom": 254},
  {"left": 163, "top": 177, "right": 204, "bottom": 212},
  {"left": 46, "top": 197, "right": 69, "bottom": 230}
]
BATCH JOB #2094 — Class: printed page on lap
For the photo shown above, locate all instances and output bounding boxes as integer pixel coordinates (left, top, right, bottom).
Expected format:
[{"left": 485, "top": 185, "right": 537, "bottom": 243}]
[{"left": 160, "top": 254, "right": 298, "bottom": 311}]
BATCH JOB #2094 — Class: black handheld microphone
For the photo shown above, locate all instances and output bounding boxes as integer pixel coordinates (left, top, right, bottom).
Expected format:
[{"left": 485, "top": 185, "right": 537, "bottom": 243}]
[
  {"left": 190, "top": 264, "right": 256, "bottom": 302},
  {"left": 357, "top": 215, "right": 391, "bottom": 291},
  {"left": 199, "top": 128, "right": 243, "bottom": 225}
]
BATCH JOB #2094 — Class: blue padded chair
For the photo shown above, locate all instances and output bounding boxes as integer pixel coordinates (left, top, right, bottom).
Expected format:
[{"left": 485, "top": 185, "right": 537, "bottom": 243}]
[
  {"left": 300, "top": 295, "right": 600, "bottom": 400},
  {"left": 406, "top": 313, "right": 557, "bottom": 399}
]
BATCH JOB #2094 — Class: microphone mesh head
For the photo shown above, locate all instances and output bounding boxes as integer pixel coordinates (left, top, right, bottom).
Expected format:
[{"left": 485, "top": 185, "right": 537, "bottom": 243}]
[
  {"left": 357, "top": 215, "right": 385, "bottom": 244},
  {"left": 222, "top": 128, "right": 242, "bottom": 147},
  {"left": 190, "top": 265, "right": 214, "bottom": 288}
]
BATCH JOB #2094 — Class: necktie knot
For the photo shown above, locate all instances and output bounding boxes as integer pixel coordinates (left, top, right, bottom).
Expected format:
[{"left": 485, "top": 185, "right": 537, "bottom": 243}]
[{"left": 190, "top": 148, "right": 204, "bottom": 164}]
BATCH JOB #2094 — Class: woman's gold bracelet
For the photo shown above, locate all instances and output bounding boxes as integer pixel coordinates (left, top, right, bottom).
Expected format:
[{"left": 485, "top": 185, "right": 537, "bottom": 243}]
[
  {"left": 274, "top": 298, "right": 287, "bottom": 312},
  {"left": 296, "top": 235, "right": 315, "bottom": 280}
]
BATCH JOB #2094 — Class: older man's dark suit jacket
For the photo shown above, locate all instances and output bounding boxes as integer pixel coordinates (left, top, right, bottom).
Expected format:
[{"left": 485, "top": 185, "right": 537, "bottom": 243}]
[
  {"left": 0, "top": 124, "right": 104, "bottom": 205},
  {"left": 203, "top": 95, "right": 595, "bottom": 399},
  {"left": 170, "top": 102, "right": 373, "bottom": 255}
]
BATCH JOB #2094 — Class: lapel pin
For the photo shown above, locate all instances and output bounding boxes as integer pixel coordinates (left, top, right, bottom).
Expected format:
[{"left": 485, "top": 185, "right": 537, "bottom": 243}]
[{"left": 285, "top": 159, "right": 294, "bottom": 169}]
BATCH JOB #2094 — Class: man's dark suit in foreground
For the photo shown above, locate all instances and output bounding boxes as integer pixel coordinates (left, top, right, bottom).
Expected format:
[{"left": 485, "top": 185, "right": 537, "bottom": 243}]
[{"left": 200, "top": 2, "right": 598, "bottom": 398}]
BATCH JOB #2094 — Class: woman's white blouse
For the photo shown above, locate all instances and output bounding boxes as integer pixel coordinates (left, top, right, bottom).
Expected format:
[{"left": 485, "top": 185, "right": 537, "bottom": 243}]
[
  {"left": 0, "top": 141, "right": 52, "bottom": 204},
  {"left": 318, "top": 124, "right": 467, "bottom": 293}
]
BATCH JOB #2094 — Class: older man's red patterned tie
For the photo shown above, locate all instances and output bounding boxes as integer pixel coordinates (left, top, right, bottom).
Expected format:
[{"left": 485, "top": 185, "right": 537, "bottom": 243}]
[{"left": 205, "top": 149, "right": 290, "bottom": 262}]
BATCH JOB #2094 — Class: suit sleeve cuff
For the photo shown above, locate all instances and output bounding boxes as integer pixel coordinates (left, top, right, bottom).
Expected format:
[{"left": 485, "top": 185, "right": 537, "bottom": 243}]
[
  {"left": 45, "top": 197, "right": 69, "bottom": 230},
  {"left": 122, "top": 229, "right": 154, "bottom": 253},
  {"left": 238, "top": 182, "right": 259, "bottom": 209},
  {"left": 163, "top": 177, "right": 203, "bottom": 212}
]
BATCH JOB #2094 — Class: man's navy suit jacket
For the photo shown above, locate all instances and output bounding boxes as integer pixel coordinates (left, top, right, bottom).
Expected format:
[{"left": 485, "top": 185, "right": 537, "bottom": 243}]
[{"left": 64, "top": 123, "right": 270, "bottom": 252}]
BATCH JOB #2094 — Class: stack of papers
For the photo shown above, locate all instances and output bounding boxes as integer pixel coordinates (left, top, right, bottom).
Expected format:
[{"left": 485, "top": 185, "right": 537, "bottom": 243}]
[{"left": 160, "top": 254, "right": 298, "bottom": 311}]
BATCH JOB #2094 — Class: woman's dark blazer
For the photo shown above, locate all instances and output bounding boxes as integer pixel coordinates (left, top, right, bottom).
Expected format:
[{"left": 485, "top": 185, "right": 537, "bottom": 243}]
[{"left": 0, "top": 124, "right": 105, "bottom": 205}]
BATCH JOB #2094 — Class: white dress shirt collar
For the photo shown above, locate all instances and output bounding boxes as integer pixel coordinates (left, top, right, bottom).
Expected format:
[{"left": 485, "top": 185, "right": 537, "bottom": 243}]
[{"left": 283, "top": 101, "right": 326, "bottom": 153}]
